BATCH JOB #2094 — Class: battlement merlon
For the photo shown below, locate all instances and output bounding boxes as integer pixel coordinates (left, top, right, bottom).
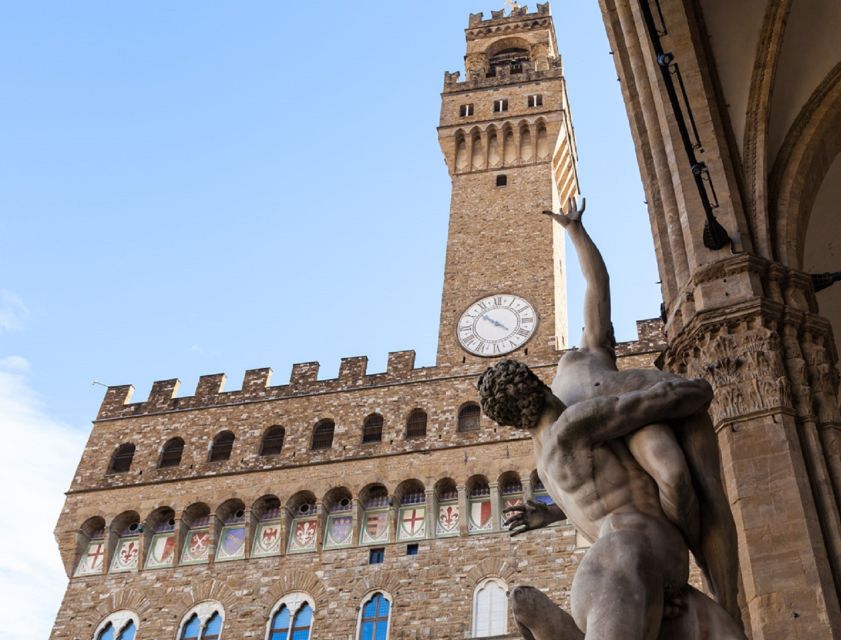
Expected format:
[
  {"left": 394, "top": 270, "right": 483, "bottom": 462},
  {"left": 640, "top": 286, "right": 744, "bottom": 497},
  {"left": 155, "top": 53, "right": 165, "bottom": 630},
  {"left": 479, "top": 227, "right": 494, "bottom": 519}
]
[
  {"left": 445, "top": 3, "right": 561, "bottom": 91},
  {"left": 467, "top": 2, "right": 550, "bottom": 27},
  {"left": 95, "top": 349, "right": 420, "bottom": 420},
  {"left": 93, "top": 321, "right": 665, "bottom": 421}
]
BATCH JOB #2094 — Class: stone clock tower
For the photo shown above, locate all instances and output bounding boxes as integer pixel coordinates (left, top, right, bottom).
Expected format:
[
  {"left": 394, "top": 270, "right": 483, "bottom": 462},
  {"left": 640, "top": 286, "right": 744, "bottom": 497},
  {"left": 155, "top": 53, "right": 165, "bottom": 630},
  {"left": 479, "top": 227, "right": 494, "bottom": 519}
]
[{"left": 436, "top": 2, "right": 579, "bottom": 366}]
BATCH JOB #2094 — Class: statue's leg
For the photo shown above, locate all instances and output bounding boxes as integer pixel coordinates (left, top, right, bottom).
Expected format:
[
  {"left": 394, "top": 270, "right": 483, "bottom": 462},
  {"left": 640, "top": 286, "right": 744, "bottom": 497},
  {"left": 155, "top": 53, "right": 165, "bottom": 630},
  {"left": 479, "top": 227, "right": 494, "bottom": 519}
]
[
  {"left": 509, "top": 585, "right": 584, "bottom": 640},
  {"left": 657, "top": 586, "right": 746, "bottom": 640},
  {"left": 675, "top": 412, "right": 743, "bottom": 626},
  {"left": 626, "top": 423, "right": 703, "bottom": 562},
  {"left": 570, "top": 529, "right": 665, "bottom": 640}
]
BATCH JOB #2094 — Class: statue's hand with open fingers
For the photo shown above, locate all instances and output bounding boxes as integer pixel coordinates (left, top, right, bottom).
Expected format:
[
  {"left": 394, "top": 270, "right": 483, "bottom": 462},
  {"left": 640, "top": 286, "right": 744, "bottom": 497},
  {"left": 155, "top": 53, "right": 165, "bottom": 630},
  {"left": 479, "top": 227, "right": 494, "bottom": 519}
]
[
  {"left": 542, "top": 195, "right": 586, "bottom": 228},
  {"left": 504, "top": 499, "right": 558, "bottom": 537}
]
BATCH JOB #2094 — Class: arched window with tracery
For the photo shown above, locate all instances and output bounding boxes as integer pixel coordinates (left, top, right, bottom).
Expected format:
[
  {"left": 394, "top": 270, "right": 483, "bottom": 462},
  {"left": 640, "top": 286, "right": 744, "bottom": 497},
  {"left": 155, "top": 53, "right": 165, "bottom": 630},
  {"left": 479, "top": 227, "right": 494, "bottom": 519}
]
[
  {"left": 457, "top": 403, "right": 481, "bottom": 432},
  {"left": 178, "top": 603, "right": 224, "bottom": 640},
  {"left": 209, "top": 431, "right": 234, "bottom": 462},
  {"left": 107, "top": 443, "right": 135, "bottom": 474},
  {"left": 405, "top": 409, "right": 427, "bottom": 439},
  {"left": 159, "top": 437, "right": 184, "bottom": 468},
  {"left": 311, "top": 419, "right": 335, "bottom": 450},
  {"left": 93, "top": 610, "right": 138, "bottom": 640},
  {"left": 472, "top": 578, "right": 508, "bottom": 637},
  {"left": 357, "top": 592, "right": 391, "bottom": 640},
  {"left": 266, "top": 593, "right": 315, "bottom": 640},
  {"left": 260, "top": 426, "right": 285, "bottom": 456}
]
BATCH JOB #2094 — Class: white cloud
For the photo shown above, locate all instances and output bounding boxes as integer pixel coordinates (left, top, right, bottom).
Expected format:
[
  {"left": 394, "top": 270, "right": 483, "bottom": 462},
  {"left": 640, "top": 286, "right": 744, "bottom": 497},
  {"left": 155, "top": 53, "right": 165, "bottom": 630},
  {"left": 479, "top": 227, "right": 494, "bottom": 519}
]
[
  {"left": 0, "top": 290, "right": 30, "bottom": 332},
  {"left": 0, "top": 356, "right": 87, "bottom": 640}
]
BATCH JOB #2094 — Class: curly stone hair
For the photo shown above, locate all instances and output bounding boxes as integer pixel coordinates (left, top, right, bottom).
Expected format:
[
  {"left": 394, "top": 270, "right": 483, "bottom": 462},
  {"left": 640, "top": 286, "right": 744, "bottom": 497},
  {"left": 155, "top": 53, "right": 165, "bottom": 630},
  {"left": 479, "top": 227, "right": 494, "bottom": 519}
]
[{"left": 477, "top": 359, "right": 551, "bottom": 429}]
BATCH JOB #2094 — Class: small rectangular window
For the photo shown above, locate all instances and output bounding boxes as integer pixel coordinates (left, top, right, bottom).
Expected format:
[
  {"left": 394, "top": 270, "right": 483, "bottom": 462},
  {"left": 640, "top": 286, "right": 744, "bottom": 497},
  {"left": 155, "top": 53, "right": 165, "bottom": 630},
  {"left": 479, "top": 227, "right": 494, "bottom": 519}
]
[
  {"left": 406, "top": 543, "right": 419, "bottom": 556},
  {"left": 369, "top": 547, "right": 385, "bottom": 564},
  {"left": 459, "top": 103, "right": 474, "bottom": 117},
  {"left": 496, "top": 174, "right": 507, "bottom": 187},
  {"left": 528, "top": 94, "right": 543, "bottom": 108},
  {"left": 493, "top": 98, "right": 508, "bottom": 113}
]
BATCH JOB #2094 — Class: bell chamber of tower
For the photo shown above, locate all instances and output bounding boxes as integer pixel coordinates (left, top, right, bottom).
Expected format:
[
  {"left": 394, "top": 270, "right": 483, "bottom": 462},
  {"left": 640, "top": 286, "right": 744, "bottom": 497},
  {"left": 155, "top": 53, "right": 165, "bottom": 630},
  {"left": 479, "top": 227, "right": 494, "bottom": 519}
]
[{"left": 436, "top": 2, "right": 580, "bottom": 367}]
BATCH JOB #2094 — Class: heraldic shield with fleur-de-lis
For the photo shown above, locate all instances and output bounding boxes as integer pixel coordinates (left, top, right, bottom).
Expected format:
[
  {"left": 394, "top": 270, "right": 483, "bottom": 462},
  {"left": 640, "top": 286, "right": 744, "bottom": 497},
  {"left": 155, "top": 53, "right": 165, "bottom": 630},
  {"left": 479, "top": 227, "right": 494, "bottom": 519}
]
[{"left": 437, "top": 504, "right": 460, "bottom": 535}]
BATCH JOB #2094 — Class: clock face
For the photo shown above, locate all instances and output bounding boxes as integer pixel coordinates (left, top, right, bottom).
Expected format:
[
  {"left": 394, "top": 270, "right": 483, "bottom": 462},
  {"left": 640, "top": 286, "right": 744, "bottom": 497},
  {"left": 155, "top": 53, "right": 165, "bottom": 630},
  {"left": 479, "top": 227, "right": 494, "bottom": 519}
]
[{"left": 457, "top": 294, "right": 538, "bottom": 357}]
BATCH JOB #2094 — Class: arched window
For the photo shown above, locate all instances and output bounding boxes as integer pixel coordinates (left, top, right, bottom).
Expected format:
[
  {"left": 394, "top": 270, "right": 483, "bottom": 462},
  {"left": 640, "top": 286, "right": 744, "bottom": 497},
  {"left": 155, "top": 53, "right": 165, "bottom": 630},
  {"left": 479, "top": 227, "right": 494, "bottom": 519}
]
[
  {"left": 109, "top": 512, "right": 141, "bottom": 573},
  {"left": 362, "top": 414, "right": 383, "bottom": 444},
  {"left": 159, "top": 437, "right": 184, "bottom": 468},
  {"left": 311, "top": 420, "right": 334, "bottom": 450},
  {"left": 396, "top": 480, "right": 426, "bottom": 541},
  {"left": 499, "top": 472, "right": 524, "bottom": 528},
  {"left": 75, "top": 518, "right": 106, "bottom": 576},
  {"left": 107, "top": 443, "right": 135, "bottom": 474},
  {"left": 360, "top": 485, "right": 390, "bottom": 545},
  {"left": 92, "top": 611, "right": 138, "bottom": 640},
  {"left": 260, "top": 426, "right": 285, "bottom": 456},
  {"left": 252, "top": 496, "right": 282, "bottom": 558},
  {"left": 435, "top": 478, "right": 460, "bottom": 537},
  {"left": 405, "top": 409, "right": 427, "bottom": 439},
  {"left": 178, "top": 603, "right": 224, "bottom": 640},
  {"left": 203, "top": 613, "right": 222, "bottom": 640},
  {"left": 357, "top": 592, "right": 391, "bottom": 640},
  {"left": 180, "top": 504, "right": 212, "bottom": 565},
  {"left": 530, "top": 469, "right": 554, "bottom": 505},
  {"left": 472, "top": 578, "right": 508, "bottom": 637},
  {"left": 145, "top": 507, "right": 176, "bottom": 569},
  {"left": 209, "top": 431, "right": 235, "bottom": 462},
  {"left": 287, "top": 493, "right": 318, "bottom": 553},
  {"left": 323, "top": 488, "right": 353, "bottom": 550},
  {"left": 467, "top": 476, "right": 493, "bottom": 533},
  {"left": 215, "top": 501, "right": 246, "bottom": 562},
  {"left": 267, "top": 593, "right": 314, "bottom": 640},
  {"left": 457, "top": 404, "right": 481, "bottom": 432}
]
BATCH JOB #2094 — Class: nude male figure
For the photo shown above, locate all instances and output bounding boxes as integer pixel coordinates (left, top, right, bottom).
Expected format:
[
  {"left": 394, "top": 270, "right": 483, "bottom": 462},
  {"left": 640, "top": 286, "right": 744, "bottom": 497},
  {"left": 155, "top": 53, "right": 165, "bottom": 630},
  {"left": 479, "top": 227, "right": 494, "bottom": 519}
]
[
  {"left": 478, "top": 361, "right": 745, "bottom": 639},
  {"left": 519, "top": 198, "right": 740, "bottom": 621}
]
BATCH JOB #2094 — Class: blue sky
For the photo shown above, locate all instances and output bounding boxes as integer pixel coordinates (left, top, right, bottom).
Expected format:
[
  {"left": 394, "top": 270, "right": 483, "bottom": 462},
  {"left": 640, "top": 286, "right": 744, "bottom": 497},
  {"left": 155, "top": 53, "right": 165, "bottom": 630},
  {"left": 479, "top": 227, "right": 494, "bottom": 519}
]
[{"left": 0, "top": 2, "right": 660, "bottom": 637}]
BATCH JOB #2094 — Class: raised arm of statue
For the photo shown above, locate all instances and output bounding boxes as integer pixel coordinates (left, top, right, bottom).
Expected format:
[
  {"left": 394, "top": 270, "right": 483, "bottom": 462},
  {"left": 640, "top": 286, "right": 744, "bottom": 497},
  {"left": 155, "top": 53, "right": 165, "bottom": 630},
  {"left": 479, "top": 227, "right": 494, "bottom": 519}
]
[
  {"left": 542, "top": 197, "right": 612, "bottom": 353},
  {"left": 554, "top": 378, "right": 714, "bottom": 450}
]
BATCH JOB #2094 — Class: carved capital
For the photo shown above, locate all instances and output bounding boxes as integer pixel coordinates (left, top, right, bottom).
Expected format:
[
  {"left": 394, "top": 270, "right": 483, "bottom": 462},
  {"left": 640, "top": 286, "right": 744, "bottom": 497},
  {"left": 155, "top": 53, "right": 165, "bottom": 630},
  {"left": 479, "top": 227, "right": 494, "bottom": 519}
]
[{"left": 666, "top": 314, "right": 792, "bottom": 428}]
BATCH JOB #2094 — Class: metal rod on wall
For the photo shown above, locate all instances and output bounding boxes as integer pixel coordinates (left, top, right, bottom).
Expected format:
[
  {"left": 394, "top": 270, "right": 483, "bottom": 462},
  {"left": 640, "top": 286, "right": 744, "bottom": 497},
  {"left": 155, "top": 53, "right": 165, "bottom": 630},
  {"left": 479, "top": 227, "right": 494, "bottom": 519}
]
[{"left": 637, "top": 0, "right": 730, "bottom": 250}]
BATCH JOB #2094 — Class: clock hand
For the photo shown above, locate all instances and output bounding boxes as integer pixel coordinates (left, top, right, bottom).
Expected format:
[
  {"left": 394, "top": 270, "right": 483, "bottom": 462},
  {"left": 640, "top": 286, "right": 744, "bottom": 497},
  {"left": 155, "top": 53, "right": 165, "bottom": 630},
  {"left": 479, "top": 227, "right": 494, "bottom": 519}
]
[{"left": 481, "top": 315, "right": 510, "bottom": 331}]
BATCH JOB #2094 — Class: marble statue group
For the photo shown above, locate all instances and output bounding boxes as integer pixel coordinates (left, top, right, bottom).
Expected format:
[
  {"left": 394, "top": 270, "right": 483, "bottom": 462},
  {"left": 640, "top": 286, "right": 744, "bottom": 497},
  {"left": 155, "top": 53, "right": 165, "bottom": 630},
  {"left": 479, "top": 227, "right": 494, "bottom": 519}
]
[{"left": 477, "top": 199, "right": 747, "bottom": 639}]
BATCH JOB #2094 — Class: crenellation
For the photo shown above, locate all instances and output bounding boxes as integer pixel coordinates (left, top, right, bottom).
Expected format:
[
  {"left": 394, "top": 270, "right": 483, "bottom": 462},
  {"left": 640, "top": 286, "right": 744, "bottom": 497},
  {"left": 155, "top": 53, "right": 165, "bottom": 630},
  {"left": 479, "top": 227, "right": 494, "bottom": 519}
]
[
  {"left": 196, "top": 373, "right": 226, "bottom": 399},
  {"left": 290, "top": 361, "right": 320, "bottom": 386},
  {"left": 386, "top": 350, "right": 416, "bottom": 377},
  {"left": 148, "top": 379, "right": 180, "bottom": 409},
  {"left": 97, "top": 384, "right": 134, "bottom": 419},
  {"left": 242, "top": 367, "right": 272, "bottom": 396},
  {"left": 441, "top": 65, "right": 564, "bottom": 93},
  {"left": 468, "top": 3, "right": 550, "bottom": 29},
  {"left": 338, "top": 355, "right": 368, "bottom": 384}
]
